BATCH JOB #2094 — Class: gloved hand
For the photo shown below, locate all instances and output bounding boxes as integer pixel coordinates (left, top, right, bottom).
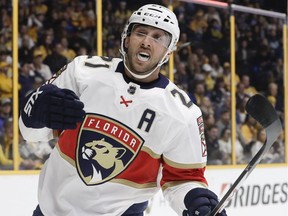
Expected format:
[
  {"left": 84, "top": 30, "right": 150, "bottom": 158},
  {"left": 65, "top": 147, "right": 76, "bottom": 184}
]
[
  {"left": 182, "top": 188, "right": 227, "bottom": 216},
  {"left": 21, "top": 84, "right": 85, "bottom": 130}
]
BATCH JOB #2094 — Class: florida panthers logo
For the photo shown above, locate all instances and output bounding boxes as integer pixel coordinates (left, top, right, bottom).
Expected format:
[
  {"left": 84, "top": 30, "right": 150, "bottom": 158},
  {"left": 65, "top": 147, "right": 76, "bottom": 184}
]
[
  {"left": 76, "top": 114, "right": 144, "bottom": 185},
  {"left": 82, "top": 138, "right": 126, "bottom": 182}
]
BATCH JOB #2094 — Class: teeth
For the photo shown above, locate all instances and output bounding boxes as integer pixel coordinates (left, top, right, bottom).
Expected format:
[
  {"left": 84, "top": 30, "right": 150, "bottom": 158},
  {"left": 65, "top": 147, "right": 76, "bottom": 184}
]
[
  {"left": 85, "top": 149, "right": 93, "bottom": 157},
  {"left": 137, "top": 52, "right": 150, "bottom": 62}
]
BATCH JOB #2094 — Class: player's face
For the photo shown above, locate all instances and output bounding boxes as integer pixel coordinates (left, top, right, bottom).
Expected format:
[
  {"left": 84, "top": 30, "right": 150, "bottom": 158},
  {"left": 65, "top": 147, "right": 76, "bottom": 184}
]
[{"left": 124, "top": 25, "right": 170, "bottom": 77}]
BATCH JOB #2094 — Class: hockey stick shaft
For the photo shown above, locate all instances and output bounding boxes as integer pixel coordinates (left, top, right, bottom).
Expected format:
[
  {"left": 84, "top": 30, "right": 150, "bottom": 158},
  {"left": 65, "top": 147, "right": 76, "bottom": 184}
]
[{"left": 206, "top": 94, "right": 282, "bottom": 216}]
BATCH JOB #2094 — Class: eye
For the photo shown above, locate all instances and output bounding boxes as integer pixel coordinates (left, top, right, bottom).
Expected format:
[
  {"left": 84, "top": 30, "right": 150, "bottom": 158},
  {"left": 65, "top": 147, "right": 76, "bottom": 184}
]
[
  {"left": 134, "top": 31, "right": 147, "bottom": 37},
  {"left": 152, "top": 34, "right": 163, "bottom": 41},
  {"left": 96, "top": 144, "right": 105, "bottom": 149}
]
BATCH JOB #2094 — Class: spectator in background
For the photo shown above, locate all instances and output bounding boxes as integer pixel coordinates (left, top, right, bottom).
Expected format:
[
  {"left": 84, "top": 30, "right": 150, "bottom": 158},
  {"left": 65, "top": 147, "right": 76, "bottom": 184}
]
[
  {"left": 203, "top": 19, "right": 223, "bottom": 55},
  {"left": 68, "top": 30, "right": 91, "bottom": 55},
  {"left": 240, "top": 74, "right": 258, "bottom": 97},
  {"left": 48, "top": 10, "right": 71, "bottom": 40},
  {"left": 209, "top": 54, "right": 223, "bottom": 78},
  {"left": 83, "top": 1, "right": 96, "bottom": 32},
  {"left": 216, "top": 109, "right": 231, "bottom": 137},
  {"left": 194, "top": 47, "right": 208, "bottom": 66},
  {"left": 268, "top": 131, "right": 285, "bottom": 163},
  {"left": 190, "top": 81, "right": 207, "bottom": 105},
  {"left": 79, "top": 4, "right": 97, "bottom": 41},
  {"left": 37, "top": 31, "right": 55, "bottom": 60},
  {"left": 0, "top": 47, "right": 12, "bottom": 65},
  {"left": 0, "top": 141, "right": 13, "bottom": 169},
  {"left": 251, "top": 39, "right": 275, "bottom": 91},
  {"left": 27, "top": 12, "right": 44, "bottom": 44},
  {"left": 204, "top": 7, "right": 222, "bottom": 28},
  {"left": 201, "top": 63, "right": 215, "bottom": 92},
  {"left": 113, "top": 1, "right": 132, "bottom": 26},
  {"left": 205, "top": 125, "right": 223, "bottom": 165},
  {"left": 247, "top": 127, "right": 284, "bottom": 163},
  {"left": 0, "top": 98, "right": 12, "bottom": 137},
  {"left": 186, "top": 53, "right": 201, "bottom": 80},
  {"left": 214, "top": 92, "right": 231, "bottom": 120},
  {"left": 236, "top": 93, "right": 250, "bottom": 125},
  {"left": 18, "top": 33, "right": 34, "bottom": 65},
  {"left": 18, "top": 62, "right": 38, "bottom": 101},
  {"left": 199, "top": 96, "right": 214, "bottom": 117},
  {"left": 221, "top": 62, "right": 240, "bottom": 91},
  {"left": 0, "top": 124, "right": 13, "bottom": 169},
  {"left": 236, "top": 82, "right": 248, "bottom": 107},
  {"left": 43, "top": 43, "right": 68, "bottom": 74},
  {"left": 250, "top": 128, "right": 266, "bottom": 161},
  {"left": 0, "top": 61, "right": 13, "bottom": 100},
  {"left": 203, "top": 113, "right": 216, "bottom": 129},
  {"left": 266, "top": 82, "right": 283, "bottom": 113},
  {"left": 18, "top": 3, "right": 30, "bottom": 27},
  {"left": 273, "top": 58, "right": 283, "bottom": 81},
  {"left": 59, "top": 37, "right": 76, "bottom": 62},
  {"left": 32, "top": 49, "right": 52, "bottom": 81},
  {"left": 240, "top": 114, "right": 258, "bottom": 154},
  {"left": 210, "top": 76, "right": 227, "bottom": 105},
  {"left": 0, "top": 117, "right": 47, "bottom": 170},
  {"left": 188, "top": 9, "right": 208, "bottom": 41},
  {"left": 177, "top": 32, "right": 192, "bottom": 62},
  {"left": 0, "top": 117, "right": 13, "bottom": 170},
  {"left": 267, "top": 28, "right": 281, "bottom": 55},
  {"left": 236, "top": 39, "right": 252, "bottom": 76},
  {"left": 69, "top": 1, "right": 86, "bottom": 31},
  {"left": 218, "top": 127, "right": 232, "bottom": 164},
  {"left": 174, "top": 61, "right": 189, "bottom": 87},
  {"left": 33, "top": 0, "right": 48, "bottom": 16},
  {"left": 76, "top": 45, "right": 88, "bottom": 56},
  {"left": 0, "top": 29, "right": 12, "bottom": 53},
  {"left": 19, "top": 137, "right": 53, "bottom": 170},
  {"left": 1, "top": 7, "right": 12, "bottom": 35}
]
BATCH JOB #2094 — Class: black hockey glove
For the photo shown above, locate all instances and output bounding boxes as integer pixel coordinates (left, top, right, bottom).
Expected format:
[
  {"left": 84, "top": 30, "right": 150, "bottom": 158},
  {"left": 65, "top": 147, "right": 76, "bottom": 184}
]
[
  {"left": 21, "top": 84, "right": 85, "bottom": 130},
  {"left": 182, "top": 188, "right": 227, "bottom": 216}
]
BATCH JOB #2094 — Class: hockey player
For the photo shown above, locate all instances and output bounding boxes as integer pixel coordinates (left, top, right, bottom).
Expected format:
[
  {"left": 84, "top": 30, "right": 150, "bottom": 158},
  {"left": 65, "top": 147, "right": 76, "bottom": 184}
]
[{"left": 19, "top": 4, "right": 227, "bottom": 216}]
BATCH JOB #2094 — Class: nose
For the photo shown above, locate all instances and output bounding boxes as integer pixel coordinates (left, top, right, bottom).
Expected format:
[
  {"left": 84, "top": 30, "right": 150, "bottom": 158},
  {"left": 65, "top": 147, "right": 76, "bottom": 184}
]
[{"left": 141, "top": 35, "right": 151, "bottom": 48}]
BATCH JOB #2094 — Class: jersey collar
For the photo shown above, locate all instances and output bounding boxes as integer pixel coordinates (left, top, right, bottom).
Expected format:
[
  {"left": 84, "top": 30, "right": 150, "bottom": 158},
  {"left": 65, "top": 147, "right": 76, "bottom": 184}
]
[{"left": 115, "top": 61, "right": 169, "bottom": 89}]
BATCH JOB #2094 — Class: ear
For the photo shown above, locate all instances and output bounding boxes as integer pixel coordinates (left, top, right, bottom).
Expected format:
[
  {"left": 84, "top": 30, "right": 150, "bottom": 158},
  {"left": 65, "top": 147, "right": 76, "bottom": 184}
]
[{"left": 124, "top": 37, "right": 130, "bottom": 49}]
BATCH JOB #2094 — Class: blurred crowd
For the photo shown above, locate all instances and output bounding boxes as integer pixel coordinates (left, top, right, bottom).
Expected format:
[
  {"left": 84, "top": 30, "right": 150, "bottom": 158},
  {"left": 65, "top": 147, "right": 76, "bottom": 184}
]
[{"left": 0, "top": 0, "right": 285, "bottom": 169}]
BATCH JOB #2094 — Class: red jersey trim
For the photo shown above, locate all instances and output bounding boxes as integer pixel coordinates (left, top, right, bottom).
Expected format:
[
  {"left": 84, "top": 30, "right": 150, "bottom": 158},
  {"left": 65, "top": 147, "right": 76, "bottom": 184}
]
[
  {"left": 116, "top": 151, "right": 161, "bottom": 184},
  {"left": 160, "top": 161, "right": 208, "bottom": 187}
]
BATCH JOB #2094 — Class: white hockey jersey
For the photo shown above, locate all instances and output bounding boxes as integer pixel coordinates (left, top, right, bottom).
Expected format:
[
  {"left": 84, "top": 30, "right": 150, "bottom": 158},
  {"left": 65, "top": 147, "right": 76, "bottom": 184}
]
[{"left": 19, "top": 56, "right": 208, "bottom": 216}]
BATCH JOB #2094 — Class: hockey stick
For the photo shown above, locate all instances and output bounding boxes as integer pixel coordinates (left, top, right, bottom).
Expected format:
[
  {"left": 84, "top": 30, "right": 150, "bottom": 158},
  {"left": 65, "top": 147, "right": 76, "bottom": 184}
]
[{"left": 206, "top": 94, "right": 282, "bottom": 216}]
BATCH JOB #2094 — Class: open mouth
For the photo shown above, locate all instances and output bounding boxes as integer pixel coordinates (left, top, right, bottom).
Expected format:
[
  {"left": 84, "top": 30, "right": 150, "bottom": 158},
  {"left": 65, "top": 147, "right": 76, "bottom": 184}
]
[{"left": 137, "top": 52, "right": 150, "bottom": 62}]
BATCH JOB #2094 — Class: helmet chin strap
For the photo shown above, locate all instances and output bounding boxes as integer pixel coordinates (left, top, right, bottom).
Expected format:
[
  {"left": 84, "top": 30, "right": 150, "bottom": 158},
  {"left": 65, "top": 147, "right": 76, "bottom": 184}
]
[{"left": 120, "top": 49, "right": 169, "bottom": 80}]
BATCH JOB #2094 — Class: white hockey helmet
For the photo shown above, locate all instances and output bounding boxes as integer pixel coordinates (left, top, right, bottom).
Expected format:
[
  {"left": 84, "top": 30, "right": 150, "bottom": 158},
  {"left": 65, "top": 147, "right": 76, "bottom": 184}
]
[{"left": 120, "top": 4, "right": 180, "bottom": 63}]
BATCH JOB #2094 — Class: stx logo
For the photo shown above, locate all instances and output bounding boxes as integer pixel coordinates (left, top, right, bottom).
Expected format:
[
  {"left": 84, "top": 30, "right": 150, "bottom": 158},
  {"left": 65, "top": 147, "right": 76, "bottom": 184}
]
[{"left": 24, "top": 88, "right": 43, "bottom": 116}]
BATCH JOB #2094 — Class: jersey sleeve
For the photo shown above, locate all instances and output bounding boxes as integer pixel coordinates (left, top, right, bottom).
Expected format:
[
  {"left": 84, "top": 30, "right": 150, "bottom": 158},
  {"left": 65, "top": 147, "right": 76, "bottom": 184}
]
[
  {"left": 161, "top": 104, "right": 208, "bottom": 214},
  {"left": 19, "top": 56, "right": 82, "bottom": 142},
  {"left": 19, "top": 116, "right": 54, "bottom": 142}
]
